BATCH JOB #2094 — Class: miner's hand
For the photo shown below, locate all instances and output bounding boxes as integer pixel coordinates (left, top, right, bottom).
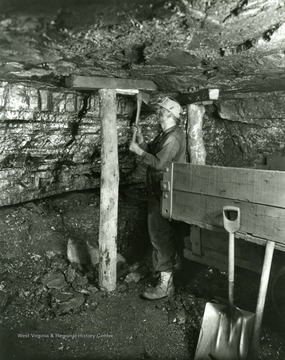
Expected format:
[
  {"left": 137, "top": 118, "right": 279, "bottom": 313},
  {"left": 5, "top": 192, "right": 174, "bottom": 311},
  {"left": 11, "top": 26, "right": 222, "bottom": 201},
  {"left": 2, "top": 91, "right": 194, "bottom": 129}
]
[{"left": 132, "top": 125, "right": 144, "bottom": 144}]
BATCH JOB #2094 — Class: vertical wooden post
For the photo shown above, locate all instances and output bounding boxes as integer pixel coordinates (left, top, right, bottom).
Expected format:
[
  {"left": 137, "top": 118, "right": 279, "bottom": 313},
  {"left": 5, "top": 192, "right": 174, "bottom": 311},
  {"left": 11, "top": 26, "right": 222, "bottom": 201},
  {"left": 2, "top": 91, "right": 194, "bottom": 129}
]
[
  {"left": 187, "top": 103, "right": 206, "bottom": 255},
  {"left": 98, "top": 89, "right": 119, "bottom": 291},
  {"left": 186, "top": 104, "right": 206, "bottom": 165}
]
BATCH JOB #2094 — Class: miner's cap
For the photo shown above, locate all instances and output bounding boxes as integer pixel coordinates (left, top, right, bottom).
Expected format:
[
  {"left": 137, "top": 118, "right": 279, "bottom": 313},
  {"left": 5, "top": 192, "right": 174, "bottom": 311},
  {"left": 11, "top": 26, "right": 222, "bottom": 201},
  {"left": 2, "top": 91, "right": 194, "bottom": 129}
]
[{"left": 157, "top": 97, "right": 182, "bottom": 119}]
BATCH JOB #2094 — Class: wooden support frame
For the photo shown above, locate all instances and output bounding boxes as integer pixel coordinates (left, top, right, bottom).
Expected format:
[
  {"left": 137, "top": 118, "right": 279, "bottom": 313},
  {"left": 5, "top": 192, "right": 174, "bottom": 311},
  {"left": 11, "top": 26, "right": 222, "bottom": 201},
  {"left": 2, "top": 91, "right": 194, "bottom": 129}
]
[
  {"left": 181, "top": 87, "right": 220, "bottom": 163},
  {"left": 98, "top": 89, "right": 119, "bottom": 291},
  {"left": 182, "top": 89, "right": 218, "bottom": 254},
  {"left": 66, "top": 75, "right": 157, "bottom": 91},
  {"left": 190, "top": 226, "right": 202, "bottom": 256},
  {"left": 160, "top": 164, "right": 173, "bottom": 220},
  {"left": 178, "top": 88, "right": 219, "bottom": 105},
  {"left": 162, "top": 162, "right": 285, "bottom": 249},
  {"left": 65, "top": 74, "right": 156, "bottom": 291}
]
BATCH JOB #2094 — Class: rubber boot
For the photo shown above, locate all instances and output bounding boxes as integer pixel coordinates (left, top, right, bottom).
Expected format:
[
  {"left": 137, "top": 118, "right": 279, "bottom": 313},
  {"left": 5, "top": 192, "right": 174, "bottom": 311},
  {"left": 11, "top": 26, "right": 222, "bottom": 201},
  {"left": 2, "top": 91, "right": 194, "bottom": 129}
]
[{"left": 142, "top": 271, "right": 174, "bottom": 300}]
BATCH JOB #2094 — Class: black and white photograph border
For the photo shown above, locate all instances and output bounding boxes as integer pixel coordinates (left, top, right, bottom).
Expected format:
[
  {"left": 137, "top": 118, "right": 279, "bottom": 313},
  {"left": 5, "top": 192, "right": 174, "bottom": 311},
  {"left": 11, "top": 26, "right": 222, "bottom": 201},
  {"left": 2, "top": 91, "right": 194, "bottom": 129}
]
[{"left": 0, "top": 0, "right": 285, "bottom": 359}]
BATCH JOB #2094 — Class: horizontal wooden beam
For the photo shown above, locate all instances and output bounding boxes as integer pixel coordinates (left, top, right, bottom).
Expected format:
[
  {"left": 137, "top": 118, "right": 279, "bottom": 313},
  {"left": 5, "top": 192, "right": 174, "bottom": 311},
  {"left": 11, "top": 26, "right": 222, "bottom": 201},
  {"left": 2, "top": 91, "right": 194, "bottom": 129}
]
[
  {"left": 66, "top": 76, "right": 157, "bottom": 91},
  {"left": 172, "top": 163, "right": 285, "bottom": 208},
  {"left": 219, "top": 90, "right": 285, "bottom": 100},
  {"left": 115, "top": 89, "right": 138, "bottom": 95},
  {"left": 184, "top": 246, "right": 265, "bottom": 274},
  {"left": 178, "top": 88, "right": 219, "bottom": 105},
  {"left": 184, "top": 222, "right": 285, "bottom": 252},
  {"left": 171, "top": 191, "right": 285, "bottom": 244},
  {"left": 185, "top": 228, "right": 285, "bottom": 274}
]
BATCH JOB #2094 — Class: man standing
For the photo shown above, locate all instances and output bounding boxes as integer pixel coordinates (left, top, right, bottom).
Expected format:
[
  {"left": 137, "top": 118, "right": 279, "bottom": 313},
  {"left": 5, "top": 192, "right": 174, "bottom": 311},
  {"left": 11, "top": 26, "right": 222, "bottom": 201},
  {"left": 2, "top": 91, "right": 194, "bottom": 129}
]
[{"left": 129, "top": 97, "right": 186, "bottom": 300}]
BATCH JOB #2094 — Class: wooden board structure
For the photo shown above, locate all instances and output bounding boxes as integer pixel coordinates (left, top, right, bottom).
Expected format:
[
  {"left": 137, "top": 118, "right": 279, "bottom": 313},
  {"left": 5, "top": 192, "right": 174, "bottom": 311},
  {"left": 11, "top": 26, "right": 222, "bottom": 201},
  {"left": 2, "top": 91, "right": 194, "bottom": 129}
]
[
  {"left": 164, "top": 163, "right": 285, "bottom": 359},
  {"left": 182, "top": 228, "right": 285, "bottom": 276},
  {"left": 65, "top": 75, "right": 157, "bottom": 291},
  {"left": 161, "top": 163, "right": 285, "bottom": 251},
  {"left": 181, "top": 156, "right": 285, "bottom": 273},
  {"left": 98, "top": 89, "right": 118, "bottom": 291},
  {"left": 66, "top": 75, "right": 157, "bottom": 91},
  {"left": 178, "top": 88, "right": 219, "bottom": 105}
]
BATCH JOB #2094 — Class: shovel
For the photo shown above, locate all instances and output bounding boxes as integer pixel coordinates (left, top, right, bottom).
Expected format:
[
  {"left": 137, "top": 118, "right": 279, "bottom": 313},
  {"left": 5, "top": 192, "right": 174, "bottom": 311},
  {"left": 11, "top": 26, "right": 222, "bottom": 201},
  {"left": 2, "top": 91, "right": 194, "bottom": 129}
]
[{"left": 194, "top": 206, "right": 255, "bottom": 360}]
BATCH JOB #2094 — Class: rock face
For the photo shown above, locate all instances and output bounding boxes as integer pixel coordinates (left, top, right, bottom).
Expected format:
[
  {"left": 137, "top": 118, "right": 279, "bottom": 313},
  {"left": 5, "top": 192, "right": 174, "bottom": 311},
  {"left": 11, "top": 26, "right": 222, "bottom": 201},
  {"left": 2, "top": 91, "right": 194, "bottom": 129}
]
[
  {"left": 0, "top": 81, "right": 137, "bottom": 205},
  {"left": 0, "top": 80, "right": 285, "bottom": 206},
  {"left": 0, "top": 0, "right": 285, "bottom": 205},
  {"left": 204, "top": 93, "right": 285, "bottom": 168}
]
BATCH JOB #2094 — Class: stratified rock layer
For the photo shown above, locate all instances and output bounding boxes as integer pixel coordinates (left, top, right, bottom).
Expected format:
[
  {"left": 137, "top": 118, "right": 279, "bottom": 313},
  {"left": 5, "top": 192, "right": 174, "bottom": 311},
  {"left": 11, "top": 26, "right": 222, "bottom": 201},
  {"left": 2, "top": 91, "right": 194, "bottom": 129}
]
[
  {"left": 1, "top": 80, "right": 285, "bottom": 206},
  {"left": 0, "top": 81, "right": 138, "bottom": 205}
]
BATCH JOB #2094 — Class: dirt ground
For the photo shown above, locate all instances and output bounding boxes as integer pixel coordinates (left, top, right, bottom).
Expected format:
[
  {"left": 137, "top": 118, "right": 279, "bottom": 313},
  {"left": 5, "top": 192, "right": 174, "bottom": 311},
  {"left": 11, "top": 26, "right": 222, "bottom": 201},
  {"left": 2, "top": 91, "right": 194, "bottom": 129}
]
[{"left": 0, "top": 186, "right": 284, "bottom": 360}]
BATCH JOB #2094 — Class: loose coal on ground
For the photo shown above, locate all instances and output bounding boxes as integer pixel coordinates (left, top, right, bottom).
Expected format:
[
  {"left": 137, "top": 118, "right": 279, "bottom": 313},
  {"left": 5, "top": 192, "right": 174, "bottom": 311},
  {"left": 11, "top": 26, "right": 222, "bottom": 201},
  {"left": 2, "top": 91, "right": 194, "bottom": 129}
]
[{"left": 0, "top": 186, "right": 284, "bottom": 360}]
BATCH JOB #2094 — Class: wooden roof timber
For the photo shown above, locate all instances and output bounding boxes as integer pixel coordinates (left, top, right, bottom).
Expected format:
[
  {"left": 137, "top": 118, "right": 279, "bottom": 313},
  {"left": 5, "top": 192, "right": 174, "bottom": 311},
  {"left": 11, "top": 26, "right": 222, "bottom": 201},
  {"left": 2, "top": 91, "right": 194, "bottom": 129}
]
[
  {"left": 178, "top": 88, "right": 219, "bottom": 105},
  {"left": 66, "top": 75, "right": 157, "bottom": 92},
  {"left": 66, "top": 76, "right": 284, "bottom": 104},
  {"left": 178, "top": 87, "right": 285, "bottom": 105}
]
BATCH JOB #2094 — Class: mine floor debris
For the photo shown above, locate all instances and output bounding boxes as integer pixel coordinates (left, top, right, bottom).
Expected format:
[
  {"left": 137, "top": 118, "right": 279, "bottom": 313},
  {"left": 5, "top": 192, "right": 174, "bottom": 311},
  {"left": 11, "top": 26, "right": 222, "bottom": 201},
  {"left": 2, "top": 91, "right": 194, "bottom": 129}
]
[{"left": 0, "top": 187, "right": 284, "bottom": 360}]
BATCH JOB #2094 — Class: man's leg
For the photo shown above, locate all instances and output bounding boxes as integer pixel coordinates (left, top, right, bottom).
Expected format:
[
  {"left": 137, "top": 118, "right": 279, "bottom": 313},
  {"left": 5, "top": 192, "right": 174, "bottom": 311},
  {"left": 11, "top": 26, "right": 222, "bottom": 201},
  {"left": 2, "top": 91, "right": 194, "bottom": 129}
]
[{"left": 142, "top": 196, "right": 176, "bottom": 300}]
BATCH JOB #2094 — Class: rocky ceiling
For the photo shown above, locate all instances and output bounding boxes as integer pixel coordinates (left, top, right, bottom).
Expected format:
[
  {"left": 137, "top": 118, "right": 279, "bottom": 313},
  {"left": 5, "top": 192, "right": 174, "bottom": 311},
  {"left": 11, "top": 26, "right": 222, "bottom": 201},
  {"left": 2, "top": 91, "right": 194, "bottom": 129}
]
[{"left": 1, "top": 0, "right": 285, "bottom": 94}]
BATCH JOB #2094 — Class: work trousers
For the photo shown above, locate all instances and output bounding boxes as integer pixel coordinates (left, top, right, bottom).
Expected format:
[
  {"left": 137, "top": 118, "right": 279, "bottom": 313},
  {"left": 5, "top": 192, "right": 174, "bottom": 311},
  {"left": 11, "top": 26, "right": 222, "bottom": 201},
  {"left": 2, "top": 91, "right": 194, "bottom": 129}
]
[{"left": 147, "top": 193, "right": 184, "bottom": 272}]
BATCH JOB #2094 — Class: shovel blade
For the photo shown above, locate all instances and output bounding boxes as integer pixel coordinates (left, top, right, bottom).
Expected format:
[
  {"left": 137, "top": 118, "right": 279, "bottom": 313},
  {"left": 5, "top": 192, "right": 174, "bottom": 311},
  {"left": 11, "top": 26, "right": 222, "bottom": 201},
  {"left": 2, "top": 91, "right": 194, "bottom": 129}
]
[{"left": 194, "top": 302, "right": 254, "bottom": 360}]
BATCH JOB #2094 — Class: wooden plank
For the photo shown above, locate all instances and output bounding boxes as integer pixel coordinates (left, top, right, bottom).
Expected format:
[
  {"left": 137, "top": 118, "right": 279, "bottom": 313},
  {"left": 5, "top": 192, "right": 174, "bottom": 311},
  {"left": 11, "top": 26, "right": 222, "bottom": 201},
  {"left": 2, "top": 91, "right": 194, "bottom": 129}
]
[
  {"left": 178, "top": 88, "right": 219, "bottom": 105},
  {"left": 115, "top": 89, "right": 138, "bottom": 95},
  {"left": 267, "top": 155, "right": 285, "bottom": 171},
  {"left": 171, "top": 190, "right": 285, "bottom": 245},
  {"left": 161, "top": 164, "right": 173, "bottom": 219},
  {"left": 98, "top": 89, "right": 119, "bottom": 292},
  {"left": 184, "top": 248, "right": 228, "bottom": 271},
  {"left": 190, "top": 226, "right": 202, "bottom": 256},
  {"left": 220, "top": 90, "right": 285, "bottom": 100},
  {"left": 183, "top": 242, "right": 284, "bottom": 276},
  {"left": 184, "top": 228, "right": 233, "bottom": 254},
  {"left": 184, "top": 249, "right": 263, "bottom": 274},
  {"left": 197, "top": 230, "right": 229, "bottom": 253},
  {"left": 181, "top": 216, "right": 285, "bottom": 251},
  {"left": 201, "top": 230, "right": 265, "bottom": 267},
  {"left": 66, "top": 75, "right": 157, "bottom": 91},
  {"left": 172, "top": 163, "right": 285, "bottom": 208},
  {"left": 184, "top": 225, "right": 285, "bottom": 273}
]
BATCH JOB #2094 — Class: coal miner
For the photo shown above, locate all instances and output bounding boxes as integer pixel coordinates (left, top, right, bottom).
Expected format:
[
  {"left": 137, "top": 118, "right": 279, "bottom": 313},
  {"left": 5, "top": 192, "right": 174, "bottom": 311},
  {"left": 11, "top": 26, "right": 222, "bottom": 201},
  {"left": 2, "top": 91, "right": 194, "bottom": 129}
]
[{"left": 129, "top": 96, "right": 186, "bottom": 300}]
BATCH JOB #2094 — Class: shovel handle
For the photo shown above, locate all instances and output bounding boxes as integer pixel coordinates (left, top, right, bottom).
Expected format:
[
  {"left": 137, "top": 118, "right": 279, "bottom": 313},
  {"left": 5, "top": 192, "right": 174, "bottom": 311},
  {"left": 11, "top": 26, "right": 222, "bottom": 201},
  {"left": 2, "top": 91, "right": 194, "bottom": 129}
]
[
  {"left": 223, "top": 206, "right": 241, "bottom": 234},
  {"left": 223, "top": 206, "right": 240, "bottom": 310},
  {"left": 248, "top": 240, "right": 275, "bottom": 360},
  {"left": 228, "top": 232, "right": 234, "bottom": 309}
]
